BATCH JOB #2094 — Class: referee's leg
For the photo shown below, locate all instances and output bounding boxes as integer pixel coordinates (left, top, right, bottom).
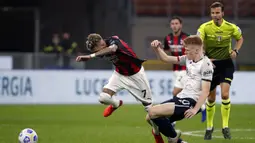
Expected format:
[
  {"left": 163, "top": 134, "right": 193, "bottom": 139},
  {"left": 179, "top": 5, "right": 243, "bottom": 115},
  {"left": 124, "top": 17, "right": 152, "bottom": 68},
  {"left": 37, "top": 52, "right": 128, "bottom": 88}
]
[
  {"left": 206, "top": 89, "right": 216, "bottom": 129},
  {"left": 220, "top": 60, "right": 234, "bottom": 139},
  {"left": 220, "top": 81, "right": 232, "bottom": 139}
]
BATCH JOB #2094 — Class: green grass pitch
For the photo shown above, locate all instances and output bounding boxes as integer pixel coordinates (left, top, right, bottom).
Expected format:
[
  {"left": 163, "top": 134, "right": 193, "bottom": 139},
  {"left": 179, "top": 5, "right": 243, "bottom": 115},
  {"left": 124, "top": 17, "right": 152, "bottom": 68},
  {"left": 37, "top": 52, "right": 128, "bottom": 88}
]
[{"left": 0, "top": 104, "right": 254, "bottom": 143}]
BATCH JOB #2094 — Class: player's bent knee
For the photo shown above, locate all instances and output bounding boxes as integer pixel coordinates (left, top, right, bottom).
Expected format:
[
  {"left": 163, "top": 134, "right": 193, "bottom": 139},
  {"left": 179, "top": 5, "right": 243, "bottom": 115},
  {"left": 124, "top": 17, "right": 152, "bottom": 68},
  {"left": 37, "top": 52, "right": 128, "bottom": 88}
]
[
  {"left": 145, "top": 114, "right": 151, "bottom": 122},
  {"left": 148, "top": 108, "right": 157, "bottom": 119},
  {"left": 98, "top": 92, "right": 110, "bottom": 104}
]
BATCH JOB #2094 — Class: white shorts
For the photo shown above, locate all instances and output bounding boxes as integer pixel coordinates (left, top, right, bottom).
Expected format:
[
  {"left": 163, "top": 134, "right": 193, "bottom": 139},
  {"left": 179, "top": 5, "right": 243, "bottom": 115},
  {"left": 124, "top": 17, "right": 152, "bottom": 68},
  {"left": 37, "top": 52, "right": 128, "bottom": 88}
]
[
  {"left": 173, "top": 70, "right": 186, "bottom": 89},
  {"left": 104, "top": 66, "right": 152, "bottom": 104}
]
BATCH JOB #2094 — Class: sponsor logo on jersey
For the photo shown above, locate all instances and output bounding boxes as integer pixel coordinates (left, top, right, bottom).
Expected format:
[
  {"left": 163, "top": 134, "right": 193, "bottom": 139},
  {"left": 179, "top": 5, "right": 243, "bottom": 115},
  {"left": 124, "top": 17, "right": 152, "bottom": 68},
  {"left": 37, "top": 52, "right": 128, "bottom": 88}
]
[{"left": 203, "top": 70, "right": 213, "bottom": 77}]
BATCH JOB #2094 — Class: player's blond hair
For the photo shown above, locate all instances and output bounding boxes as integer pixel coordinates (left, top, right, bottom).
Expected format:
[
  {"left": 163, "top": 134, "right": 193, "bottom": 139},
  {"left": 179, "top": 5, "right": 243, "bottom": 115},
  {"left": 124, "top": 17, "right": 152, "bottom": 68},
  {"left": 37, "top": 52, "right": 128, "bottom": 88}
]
[
  {"left": 86, "top": 33, "right": 102, "bottom": 51},
  {"left": 183, "top": 35, "right": 203, "bottom": 47}
]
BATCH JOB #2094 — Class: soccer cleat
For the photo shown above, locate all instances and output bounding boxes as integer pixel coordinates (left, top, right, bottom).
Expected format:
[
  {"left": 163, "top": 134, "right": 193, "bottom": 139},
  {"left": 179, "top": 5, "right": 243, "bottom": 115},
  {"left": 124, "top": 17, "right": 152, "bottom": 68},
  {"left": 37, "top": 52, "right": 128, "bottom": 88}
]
[
  {"left": 103, "top": 100, "right": 123, "bottom": 117},
  {"left": 204, "top": 127, "right": 214, "bottom": 140},
  {"left": 152, "top": 129, "right": 164, "bottom": 143},
  {"left": 222, "top": 128, "right": 231, "bottom": 139},
  {"left": 167, "top": 130, "right": 181, "bottom": 143}
]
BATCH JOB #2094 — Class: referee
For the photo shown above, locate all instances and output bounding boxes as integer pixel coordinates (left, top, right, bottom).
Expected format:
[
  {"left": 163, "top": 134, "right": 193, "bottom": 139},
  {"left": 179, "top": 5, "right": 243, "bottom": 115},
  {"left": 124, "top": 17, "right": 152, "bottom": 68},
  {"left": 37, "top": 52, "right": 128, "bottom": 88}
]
[{"left": 197, "top": 2, "right": 244, "bottom": 140}]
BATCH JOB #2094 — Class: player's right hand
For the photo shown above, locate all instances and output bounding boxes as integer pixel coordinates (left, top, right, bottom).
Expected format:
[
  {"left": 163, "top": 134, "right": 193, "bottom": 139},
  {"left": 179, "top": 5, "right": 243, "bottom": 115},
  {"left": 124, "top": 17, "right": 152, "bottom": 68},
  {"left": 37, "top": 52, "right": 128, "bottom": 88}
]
[
  {"left": 151, "top": 40, "right": 162, "bottom": 48},
  {"left": 184, "top": 108, "right": 198, "bottom": 119},
  {"left": 76, "top": 55, "right": 91, "bottom": 62}
]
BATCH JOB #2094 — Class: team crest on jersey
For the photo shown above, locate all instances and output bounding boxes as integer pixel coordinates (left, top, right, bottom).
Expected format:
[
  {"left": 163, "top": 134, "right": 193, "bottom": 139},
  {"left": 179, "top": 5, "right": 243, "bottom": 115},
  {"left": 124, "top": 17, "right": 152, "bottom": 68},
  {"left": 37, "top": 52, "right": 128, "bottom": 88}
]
[{"left": 203, "top": 70, "right": 213, "bottom": 77}]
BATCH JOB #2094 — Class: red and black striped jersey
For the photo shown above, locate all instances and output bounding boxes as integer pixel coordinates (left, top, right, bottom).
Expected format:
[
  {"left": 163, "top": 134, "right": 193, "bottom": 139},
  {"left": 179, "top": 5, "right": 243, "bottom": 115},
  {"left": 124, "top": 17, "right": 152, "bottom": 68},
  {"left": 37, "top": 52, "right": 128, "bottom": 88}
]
[
  {"left": 102, "top": 36, "right": 145, "bottom": 76},
  {"left": 164, "top": 32, "right": 189, "bottom": 71}
]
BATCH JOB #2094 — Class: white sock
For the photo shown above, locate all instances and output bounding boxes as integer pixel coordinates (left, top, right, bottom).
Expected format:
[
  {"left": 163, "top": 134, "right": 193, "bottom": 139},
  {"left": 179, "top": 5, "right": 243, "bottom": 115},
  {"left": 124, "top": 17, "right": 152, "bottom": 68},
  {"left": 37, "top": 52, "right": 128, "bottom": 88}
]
[
  {"left": 98, "top": 92, "right": 120, "bottom": 108},
  {"left": 201, "top": 104, "right": 206, "bottom": 111}
]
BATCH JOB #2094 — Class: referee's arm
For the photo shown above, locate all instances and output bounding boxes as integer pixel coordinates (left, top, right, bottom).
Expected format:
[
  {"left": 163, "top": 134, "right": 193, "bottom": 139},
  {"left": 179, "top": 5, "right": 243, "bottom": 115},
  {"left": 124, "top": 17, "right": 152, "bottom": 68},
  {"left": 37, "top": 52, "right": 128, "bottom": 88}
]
[
  {"left": 232, "top": 25, "right": 244, "bottom": 52},
  {"left": 197, "top": 24, "right": 206, "bottom": 54},
  {"left": 197, "top": 24, "right": 206, "bottom": 41}
]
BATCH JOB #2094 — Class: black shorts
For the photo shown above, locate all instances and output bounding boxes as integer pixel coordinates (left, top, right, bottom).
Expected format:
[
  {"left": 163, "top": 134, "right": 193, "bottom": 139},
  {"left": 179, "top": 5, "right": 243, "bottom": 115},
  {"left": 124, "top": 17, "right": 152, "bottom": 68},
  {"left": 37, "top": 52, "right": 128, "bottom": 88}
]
[
  {"left": 161, "top": 96, "right": 197, "bottom": 122},
  {"left": 210, "top": 59, "right": 235, "bottom": 91}
]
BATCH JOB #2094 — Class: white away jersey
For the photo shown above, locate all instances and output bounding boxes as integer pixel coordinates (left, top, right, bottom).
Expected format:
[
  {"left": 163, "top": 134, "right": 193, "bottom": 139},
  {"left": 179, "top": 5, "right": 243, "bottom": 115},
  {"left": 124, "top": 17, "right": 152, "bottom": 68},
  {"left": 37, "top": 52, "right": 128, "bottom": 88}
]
[{"left": 177, "top": 55, "right": 213, "bottom": 101}]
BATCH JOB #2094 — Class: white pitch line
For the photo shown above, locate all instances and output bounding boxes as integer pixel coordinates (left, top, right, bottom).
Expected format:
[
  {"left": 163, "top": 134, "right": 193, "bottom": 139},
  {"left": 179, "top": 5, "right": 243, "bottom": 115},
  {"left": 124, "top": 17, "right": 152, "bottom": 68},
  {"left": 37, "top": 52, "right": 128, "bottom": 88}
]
[{"left": 182, "top": 129, "right": 255, "bottom": 140}]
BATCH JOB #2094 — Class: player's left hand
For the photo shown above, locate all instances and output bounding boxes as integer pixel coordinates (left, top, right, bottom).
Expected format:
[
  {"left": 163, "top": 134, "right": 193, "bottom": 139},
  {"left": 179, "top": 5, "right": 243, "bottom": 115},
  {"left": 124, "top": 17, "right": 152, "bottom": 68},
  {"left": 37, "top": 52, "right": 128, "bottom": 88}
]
[
  {"left": 230, "top": 50, "right": 237, "bottom": 59},
  {"left": 184, "top": 108, "right": 198, "bottom": 119},
  {"left": 76, "top": 55, "right": 91, "bottom": 62}
]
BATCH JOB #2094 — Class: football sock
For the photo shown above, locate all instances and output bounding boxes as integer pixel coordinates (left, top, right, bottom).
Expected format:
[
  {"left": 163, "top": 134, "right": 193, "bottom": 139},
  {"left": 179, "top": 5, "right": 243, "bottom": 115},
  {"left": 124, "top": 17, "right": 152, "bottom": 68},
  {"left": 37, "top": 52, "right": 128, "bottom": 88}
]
[
  {"left": 152, "top": 117, "right": 177, "bottom": 138},
  {"left": 150, "top": 120, "right": 160, "bottom": 135},
  {"left": 201, "top": 104, "right": 206, "bottom": 111},
  {"left": 201, "top": 104, "right": 206, "bottom": 122},
  {"left": 206, "top": 100, "right": 215, "bottom": 130},
  {"left": 98, "top": 92, "right": 120, "bottom": 108},
  {"left": 221, "top": 98, "right": 231, "bottom": 128}
]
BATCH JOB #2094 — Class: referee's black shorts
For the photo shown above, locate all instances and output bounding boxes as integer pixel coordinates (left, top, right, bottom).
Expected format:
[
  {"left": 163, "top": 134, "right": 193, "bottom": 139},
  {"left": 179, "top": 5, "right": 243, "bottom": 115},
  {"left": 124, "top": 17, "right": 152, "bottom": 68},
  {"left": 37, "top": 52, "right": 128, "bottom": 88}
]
[{"left": 210, "top": 58, "right": 235, "bottom": 91}]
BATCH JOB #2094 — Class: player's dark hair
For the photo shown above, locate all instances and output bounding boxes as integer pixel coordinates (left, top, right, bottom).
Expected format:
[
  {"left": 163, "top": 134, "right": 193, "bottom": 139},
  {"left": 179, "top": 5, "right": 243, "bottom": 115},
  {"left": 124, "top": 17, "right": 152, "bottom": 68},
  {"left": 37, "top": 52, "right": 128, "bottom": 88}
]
[
  {"left": 183, "top": 35, "right": 203, "bottom": 46},
  {"left": 170, "top": 16, "right": 183, "bottom": 24},
  {"left": 85, "top": 33, "right": 102, "bottom": 51},
  {"left": 210, "top": 2, "right": 224, "bottom": 11}
]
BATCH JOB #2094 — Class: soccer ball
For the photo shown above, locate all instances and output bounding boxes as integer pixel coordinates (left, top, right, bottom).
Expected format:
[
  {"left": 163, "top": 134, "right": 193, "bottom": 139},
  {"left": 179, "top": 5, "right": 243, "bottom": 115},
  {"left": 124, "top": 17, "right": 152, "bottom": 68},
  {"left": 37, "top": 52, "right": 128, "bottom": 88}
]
[{"left": 18, "top": 128, "right": 38, "bottom": 143}]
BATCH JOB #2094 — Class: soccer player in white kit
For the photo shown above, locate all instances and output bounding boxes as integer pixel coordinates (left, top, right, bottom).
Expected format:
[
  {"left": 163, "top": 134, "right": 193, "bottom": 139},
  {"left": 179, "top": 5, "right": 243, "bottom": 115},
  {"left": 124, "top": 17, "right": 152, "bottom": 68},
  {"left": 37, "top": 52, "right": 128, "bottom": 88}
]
[
  {"left": 164, "top": 17, "right": 206, "bottom": 124},
  {"left": 147, "top": 35, "right": 213, "bottom": 143}
]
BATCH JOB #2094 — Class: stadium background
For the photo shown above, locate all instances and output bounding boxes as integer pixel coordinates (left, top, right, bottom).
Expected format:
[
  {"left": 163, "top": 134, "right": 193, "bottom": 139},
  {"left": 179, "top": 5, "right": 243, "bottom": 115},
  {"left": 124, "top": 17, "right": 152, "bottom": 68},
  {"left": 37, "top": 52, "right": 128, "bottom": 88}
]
[{"left": 0, "top": 0, "right": 255, "bottom": 143}]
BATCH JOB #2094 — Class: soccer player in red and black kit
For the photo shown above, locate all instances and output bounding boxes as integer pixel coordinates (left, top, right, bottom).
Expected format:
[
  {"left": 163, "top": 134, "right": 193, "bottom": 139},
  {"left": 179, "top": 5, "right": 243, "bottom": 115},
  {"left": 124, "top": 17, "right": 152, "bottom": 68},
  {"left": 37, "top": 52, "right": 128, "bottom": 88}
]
[
  {"left": 164, "top": 16, "right": 206, "bottom": 123},
  {"left": 76, "top": 33, "right": 166, "bottom": 143},
  {"left": 164, "top": 16, "right": 189, "bottom": 97}
]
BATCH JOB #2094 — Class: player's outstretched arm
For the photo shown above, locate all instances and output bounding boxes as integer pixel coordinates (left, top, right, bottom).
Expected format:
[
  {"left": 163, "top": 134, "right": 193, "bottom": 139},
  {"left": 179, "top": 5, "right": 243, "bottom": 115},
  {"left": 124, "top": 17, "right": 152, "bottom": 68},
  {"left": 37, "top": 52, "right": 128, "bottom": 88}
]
[
  {"left": 94, "top": 44, "right": 118, "bottom": 57},
  {"left": 76, "top": 55, "right": 92, "bottom": 62},
  {"left": 151, "top": 40, "right": 179, "bottom": 64},
  {"left": 194, "top": 80, "right": 211, "bottom": 111},
  {"left": 76, "top": 45, "right": 118, "bottom": 62}
]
